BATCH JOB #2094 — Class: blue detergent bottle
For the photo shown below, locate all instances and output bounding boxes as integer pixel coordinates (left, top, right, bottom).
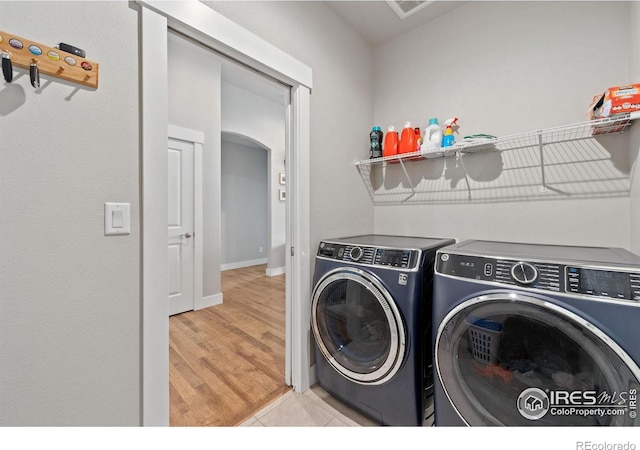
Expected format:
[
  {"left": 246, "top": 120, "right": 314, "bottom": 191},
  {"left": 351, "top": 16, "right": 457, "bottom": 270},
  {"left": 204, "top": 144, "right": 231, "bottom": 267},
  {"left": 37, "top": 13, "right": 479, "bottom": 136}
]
[{"left": 370, "top": 126, "right": 383, "bottom": 158}]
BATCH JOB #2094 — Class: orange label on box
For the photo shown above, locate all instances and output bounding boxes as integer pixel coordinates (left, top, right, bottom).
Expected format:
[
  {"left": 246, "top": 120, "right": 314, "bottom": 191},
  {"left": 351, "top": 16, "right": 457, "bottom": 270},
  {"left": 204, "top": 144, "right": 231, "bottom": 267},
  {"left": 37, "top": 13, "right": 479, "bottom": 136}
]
[{"left": 590, "top": 83, "right": 640, "bottom": 119}]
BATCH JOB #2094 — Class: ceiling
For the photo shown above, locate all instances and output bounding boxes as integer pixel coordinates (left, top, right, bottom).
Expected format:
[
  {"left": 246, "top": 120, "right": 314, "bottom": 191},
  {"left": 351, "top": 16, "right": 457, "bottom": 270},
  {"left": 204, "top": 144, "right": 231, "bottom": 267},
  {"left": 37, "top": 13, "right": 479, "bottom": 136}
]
[{"left": 325, "top": 1, "right": 469, "bottom": 47}]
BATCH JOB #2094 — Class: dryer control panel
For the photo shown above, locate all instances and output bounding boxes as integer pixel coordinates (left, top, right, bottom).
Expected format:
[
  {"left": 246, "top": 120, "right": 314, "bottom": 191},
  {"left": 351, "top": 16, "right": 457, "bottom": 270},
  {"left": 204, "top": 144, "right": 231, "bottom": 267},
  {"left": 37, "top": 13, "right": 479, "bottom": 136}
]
[
  {"left": 317, "top": 241, "right": 419, "bottom": 270},
  {"left": 566, "top": 267, "right": 640, "bottom": 301},
  {"left": 436, "top": 252, "right": 640, "bottom": 302}
]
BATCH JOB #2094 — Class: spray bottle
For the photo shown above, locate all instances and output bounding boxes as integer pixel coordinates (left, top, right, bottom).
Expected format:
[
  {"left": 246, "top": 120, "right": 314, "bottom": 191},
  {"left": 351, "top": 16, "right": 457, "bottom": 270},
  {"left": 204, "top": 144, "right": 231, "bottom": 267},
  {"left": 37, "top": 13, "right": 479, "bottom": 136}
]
[{"left": 442, "top": 117, "right": 459, "bottom": 147}]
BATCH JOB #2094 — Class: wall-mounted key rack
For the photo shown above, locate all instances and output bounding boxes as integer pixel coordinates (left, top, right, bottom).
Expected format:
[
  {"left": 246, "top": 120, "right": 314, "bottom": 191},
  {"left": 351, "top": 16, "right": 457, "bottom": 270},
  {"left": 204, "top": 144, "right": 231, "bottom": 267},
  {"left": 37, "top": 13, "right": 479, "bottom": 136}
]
[{"left": 0, "top": 30, "right": 99, "bottom": 89}]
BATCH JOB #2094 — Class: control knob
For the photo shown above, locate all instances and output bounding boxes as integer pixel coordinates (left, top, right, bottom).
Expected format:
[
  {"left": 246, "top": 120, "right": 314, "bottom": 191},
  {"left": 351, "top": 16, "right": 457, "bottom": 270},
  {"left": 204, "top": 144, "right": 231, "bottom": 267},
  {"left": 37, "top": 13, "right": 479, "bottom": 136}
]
[
  {"left": 511, "top": 261, "right": 538, "bottom": 285},
  {"left": 349, "top": 246, "right": 364, "bottom": 262}
]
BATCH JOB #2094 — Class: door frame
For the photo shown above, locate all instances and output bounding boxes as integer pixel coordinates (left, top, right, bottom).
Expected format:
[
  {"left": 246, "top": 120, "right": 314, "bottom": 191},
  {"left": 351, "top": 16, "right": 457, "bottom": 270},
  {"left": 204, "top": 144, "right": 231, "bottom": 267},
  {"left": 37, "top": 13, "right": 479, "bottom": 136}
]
[
  {"left": 168, "top": 125, "right": 217, "bottom": 314},
  {"left": 139, "top": 1, "right": 313, "bottom": 426}
]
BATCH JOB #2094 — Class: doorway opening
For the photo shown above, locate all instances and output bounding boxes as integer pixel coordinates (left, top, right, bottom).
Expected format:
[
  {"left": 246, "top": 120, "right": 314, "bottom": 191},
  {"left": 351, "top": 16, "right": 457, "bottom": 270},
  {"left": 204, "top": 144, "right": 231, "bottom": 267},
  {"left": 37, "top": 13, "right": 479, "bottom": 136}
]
[
  {"left": 166, "top": 28, "right": 291, "bottom": 425},
  {"left": 140, "top": 2, "right": 312, "bottom": 425},
  {"left": 221, "top": 134, "right": 270, "bottom": 272}
]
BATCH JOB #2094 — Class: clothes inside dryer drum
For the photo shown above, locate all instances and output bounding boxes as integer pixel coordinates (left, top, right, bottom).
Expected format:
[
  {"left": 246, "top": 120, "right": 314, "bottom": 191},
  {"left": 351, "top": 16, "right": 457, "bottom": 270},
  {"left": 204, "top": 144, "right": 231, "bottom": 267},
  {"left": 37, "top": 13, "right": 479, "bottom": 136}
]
[
  {"left": 317, "top": 278, "right": 392, "bottom": 372},
  {"left": 312, "top": 269, "right": 405, "bottom": 384},
  {"left": 435, "top": 294, "right": 640, "bottom": 426}
]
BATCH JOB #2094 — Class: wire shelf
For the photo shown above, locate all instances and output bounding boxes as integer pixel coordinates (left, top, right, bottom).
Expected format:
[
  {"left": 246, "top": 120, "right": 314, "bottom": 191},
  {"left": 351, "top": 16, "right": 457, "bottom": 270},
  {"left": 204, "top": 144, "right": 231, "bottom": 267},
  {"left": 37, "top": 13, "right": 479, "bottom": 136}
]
[{"left": 355, "top": 114, "right": 635, "bottom": 205}]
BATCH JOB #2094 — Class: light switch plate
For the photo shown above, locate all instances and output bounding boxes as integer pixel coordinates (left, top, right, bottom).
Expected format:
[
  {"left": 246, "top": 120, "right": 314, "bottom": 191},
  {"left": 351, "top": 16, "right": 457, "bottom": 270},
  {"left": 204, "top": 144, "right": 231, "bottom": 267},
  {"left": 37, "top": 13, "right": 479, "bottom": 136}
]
[{"left": 104, "top": 202, "right": 130, "bottom": 236}]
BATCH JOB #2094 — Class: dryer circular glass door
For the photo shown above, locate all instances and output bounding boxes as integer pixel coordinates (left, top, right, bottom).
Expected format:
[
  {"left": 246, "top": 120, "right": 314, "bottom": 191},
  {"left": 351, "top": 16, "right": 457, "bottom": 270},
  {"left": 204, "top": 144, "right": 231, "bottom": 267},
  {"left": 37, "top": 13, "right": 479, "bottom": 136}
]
[
  {"left": 435, "top": 293, "right": 640, "bottom": 426},
  {"left": 311, "top": 267, "right": 406, "bottom": 385}
]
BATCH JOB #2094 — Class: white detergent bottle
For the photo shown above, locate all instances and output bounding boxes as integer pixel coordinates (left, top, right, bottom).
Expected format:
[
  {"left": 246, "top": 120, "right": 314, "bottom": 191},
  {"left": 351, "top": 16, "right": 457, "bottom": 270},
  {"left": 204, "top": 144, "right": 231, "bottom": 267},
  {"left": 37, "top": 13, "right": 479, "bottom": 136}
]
[{"left": 421, "top": 118, "right": 442, "bottom": 154}]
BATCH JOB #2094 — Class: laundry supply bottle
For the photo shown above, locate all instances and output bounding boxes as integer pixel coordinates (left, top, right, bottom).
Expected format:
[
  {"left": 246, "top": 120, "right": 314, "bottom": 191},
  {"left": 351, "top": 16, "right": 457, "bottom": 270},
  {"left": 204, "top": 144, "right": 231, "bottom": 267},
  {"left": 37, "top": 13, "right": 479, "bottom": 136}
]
[
  {"left": 442, "top": 124, "right": 454, "bottom": 147},
  {"left": 414, "top": 127, "right": 423, "bottom": 149},
  {"left": 442, "top": 117, "right": 459, "bottom": 147},
  {"left": 369, "top": 126, "right": 383, "bottom": 159},
  {"left": 399, "top": 121, "right": 416, "bottom": 155},
  {"left": 383, "top": 125, "right": 399, "bottom": 158},
  {"left": 421, "top": 118, "right": 443, "bottom": 153}
]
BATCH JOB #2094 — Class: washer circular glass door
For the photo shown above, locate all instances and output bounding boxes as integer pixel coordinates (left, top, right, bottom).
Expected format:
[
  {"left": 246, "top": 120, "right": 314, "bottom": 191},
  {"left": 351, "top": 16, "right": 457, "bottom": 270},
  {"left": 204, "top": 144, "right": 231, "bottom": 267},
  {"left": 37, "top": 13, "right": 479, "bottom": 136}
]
[
  {"left": 435, "top": 293, "right": 640, "bottom": 426},
  {"left": 311, "top": 267, "right": 406, "bottom": 385}
]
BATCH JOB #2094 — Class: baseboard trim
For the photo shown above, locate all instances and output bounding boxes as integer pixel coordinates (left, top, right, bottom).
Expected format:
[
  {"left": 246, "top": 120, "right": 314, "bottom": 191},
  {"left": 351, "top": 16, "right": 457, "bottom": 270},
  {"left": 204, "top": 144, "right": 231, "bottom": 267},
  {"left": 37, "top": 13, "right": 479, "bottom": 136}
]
[
  {"left": 266, "top": 266, "right": 286, "bottom": 277},
  {"left": 221, "top": 258, "right": 268, "bottom": 271},
  {"left": 195, "top": 292, "right": 223, "bottom": 310}
]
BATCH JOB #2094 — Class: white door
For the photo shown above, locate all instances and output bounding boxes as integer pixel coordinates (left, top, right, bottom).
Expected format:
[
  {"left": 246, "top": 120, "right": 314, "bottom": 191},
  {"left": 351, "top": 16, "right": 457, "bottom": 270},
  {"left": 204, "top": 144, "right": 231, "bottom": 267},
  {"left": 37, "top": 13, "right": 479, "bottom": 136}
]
[{"left": 168, "top": 138, "right": 195, "bottom": 316}]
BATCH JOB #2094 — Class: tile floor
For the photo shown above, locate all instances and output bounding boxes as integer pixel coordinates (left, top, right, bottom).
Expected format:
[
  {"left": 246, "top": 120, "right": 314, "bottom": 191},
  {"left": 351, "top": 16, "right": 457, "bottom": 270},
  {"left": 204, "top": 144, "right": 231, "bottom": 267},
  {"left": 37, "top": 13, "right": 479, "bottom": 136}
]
[
  {"left": 239, "top": 384, "right": 380, "bottom": 427},
  {"left": 236, "top": 385, "right": 639, "bottom": 450}
]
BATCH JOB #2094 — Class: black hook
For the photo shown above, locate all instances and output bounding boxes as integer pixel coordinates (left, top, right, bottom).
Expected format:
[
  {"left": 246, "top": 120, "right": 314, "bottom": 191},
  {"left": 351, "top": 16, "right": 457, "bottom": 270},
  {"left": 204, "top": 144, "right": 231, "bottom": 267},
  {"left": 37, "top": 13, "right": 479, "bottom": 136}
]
[
  {"left": 2, "top": 51, "right": 13, "bottom": 83},
  {"left": 30, "top": 60, "right": 40, "bottom": 89}
]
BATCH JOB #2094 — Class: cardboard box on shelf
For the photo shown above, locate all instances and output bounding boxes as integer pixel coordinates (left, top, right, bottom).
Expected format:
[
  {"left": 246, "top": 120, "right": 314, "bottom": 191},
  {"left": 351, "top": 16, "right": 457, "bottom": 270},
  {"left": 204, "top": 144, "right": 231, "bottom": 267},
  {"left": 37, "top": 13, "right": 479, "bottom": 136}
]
[
  {"left": 589, "top": 83, "right": 639, "bottom": 135},
  {"left": 590, "top": 83, "right": 640, "bottom": 119}
]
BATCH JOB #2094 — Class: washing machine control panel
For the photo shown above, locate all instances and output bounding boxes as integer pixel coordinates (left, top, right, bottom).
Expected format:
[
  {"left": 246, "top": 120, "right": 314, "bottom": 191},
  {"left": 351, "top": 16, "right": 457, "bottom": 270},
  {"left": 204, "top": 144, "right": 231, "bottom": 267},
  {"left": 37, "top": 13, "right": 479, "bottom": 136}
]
[
  {"left": 317, "top": 241, "right": 418, "bottom": 269},
  {"left": 566, "top": 267, "right": 640, "bottom": 301},
  {"left": 437, "top": 254, "right": 562, "bottom": 291},
  {"left": 437, "top": 252, "right": 640, "bottom": 301}
]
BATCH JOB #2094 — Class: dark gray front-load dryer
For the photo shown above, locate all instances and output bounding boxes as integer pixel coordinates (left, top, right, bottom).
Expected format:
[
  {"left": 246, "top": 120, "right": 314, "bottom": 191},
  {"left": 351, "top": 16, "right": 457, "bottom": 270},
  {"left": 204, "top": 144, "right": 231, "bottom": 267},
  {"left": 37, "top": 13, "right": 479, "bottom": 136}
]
[
  {"left": 433, "top": 240, "right": 640, "bottom": 426},
  {"left": 311, "top": 234, "right": 455, "bottom": 426}
]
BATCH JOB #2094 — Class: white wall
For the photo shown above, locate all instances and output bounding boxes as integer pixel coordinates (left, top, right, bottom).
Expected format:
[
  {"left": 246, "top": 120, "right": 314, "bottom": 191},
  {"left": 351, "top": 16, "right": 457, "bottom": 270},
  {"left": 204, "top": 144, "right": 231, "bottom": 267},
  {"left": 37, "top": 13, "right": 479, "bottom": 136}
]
[
  {"left": 167, "top": 31, "right": 222, "bottom": 299},
  {"left": 373, "top": 1, "right": 635, "bottom": 249},
  {"left": 221, "top": 138, "right": 268, "bottom": 267},
  {"left": 206, "top": 1, "right": 376, "bottom": 257},
  {"left": 0, "top": 1, "right": 140, "bottom": 425},
  {"left": 221, "top": 81, "right": 287, "bottom": 274}
]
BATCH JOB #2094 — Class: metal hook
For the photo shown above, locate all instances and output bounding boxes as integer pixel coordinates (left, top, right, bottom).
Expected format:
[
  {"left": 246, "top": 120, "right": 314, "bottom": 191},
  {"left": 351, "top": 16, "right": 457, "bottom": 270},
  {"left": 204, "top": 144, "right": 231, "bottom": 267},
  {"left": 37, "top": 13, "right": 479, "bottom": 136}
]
[
  {"left": 30, "top": 60, "right": 40, "bottom": 89},
  {"left": 2, "top": 51, "right": 13, "bottom": 83}
]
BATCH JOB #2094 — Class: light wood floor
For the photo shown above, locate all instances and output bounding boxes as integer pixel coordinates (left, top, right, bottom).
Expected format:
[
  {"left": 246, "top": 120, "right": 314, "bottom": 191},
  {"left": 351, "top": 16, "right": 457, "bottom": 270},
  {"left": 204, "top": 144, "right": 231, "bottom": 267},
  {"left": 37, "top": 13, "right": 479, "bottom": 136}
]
[{"left": 169, "top": 264, "right": 290, "bottom": 426}]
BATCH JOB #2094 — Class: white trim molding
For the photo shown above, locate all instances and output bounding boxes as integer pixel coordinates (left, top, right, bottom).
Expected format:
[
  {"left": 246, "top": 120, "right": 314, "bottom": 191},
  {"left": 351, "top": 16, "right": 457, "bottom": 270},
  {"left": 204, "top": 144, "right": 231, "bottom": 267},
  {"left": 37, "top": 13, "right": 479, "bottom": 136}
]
[
  {"left": 140, "top": 6, "right": 170, "bottom": 427},
  {"left": 168, "top": 124, "right": 205, "bottom": 145},
  {"left": 266, "top": 266, "right": 286, "bottom": 277},
  {"left": 139, "top": 1, "right": 312, "bottom": 89},
  {"left": 221, "top": 258, "right": 268, "bottom": 271},
  {"left": 289, "top": 85, "right": 312, "bottom": 394},
  {"left": 195, "top": 293, "right": 223, "bottom": 311}
]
